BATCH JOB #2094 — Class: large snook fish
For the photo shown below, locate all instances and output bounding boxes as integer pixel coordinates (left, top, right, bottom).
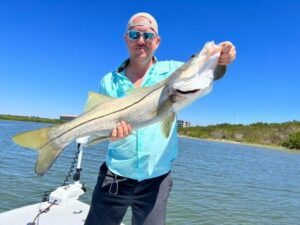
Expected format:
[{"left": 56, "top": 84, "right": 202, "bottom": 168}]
[{"left": 13, "top": 41, "right": 222, "bottom": 175}]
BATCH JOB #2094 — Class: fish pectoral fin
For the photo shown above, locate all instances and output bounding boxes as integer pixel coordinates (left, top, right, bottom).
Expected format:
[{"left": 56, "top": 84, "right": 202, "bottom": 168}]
[
  {"left": 84, "top": 91, "right": 115, "bottom": 112},
  {"left": 86, "top": 136, "right": 108, "bottom": 147},
  {"left": 13, "top": 127, "right": 65, "bottom": 176},
  {"left": 161, "top": 112, "right": 176, "bottom": 138},
  {"left": 152, "top": 98, "right": 173, "bottom": 117}
]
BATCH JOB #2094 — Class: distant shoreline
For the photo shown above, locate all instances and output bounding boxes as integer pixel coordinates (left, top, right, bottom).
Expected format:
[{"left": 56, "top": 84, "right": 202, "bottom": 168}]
[
  {"left": 178, "top": 122, "right": 300, "bottom": 151},
  {"left": 0, "top": 114, "right": 62, "bottom": 124},
  {"left": 179, "top": 135, "right": 300, "bottom": 153},
  {"left": 1, "top": 114, "right": 299, "bottom": 151}
]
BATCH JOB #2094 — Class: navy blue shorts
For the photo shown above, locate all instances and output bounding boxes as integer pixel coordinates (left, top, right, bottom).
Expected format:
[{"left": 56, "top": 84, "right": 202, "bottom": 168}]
[{"left": 84, "top": 162, "right": 173, "bottom": 225}]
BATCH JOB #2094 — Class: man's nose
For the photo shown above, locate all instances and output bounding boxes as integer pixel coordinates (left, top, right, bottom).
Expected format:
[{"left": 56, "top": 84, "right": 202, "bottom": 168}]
[{"left": 136, "top": 35, "right": 146, "bottom": 44}]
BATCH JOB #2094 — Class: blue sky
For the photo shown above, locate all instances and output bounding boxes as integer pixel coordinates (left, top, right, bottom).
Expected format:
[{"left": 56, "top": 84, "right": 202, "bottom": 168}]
[{"left": 1, "top": 1, "right": 299, "bottom": 125}]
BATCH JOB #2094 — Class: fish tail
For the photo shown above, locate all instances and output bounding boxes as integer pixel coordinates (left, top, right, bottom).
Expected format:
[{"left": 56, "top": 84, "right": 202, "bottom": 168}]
[{"left": 13, "top": 127, "right": 63, "bottom": 175}]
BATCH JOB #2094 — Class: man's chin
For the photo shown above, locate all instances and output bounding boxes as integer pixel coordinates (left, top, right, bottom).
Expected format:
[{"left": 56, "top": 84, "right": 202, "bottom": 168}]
[
  {"left": 134, "top": 53, "right": 150, "bottom": 61},
  {"left": 136, "top": 50, "right": 147, "bottom": 56}
]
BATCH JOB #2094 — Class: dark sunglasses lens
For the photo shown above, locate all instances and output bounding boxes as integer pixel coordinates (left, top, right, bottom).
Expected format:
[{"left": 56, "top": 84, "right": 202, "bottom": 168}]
[
  {"left": 143, "top": 32, "right": 155, "bottom": 40},
  {"left": 128, "top": 31, "right": 140, "bottom": 40}
]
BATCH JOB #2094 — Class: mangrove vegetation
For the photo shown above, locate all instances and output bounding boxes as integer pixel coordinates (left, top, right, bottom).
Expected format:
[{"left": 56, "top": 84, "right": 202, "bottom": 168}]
[
  {"left": 0, "top": 114, "right": 63, "bottom": 124},
  {"left": 178, "top": 121, "right": 300, "bottom": 150},
  {"left": 1, "top": 114, "right": 299, "bottom": 150}
]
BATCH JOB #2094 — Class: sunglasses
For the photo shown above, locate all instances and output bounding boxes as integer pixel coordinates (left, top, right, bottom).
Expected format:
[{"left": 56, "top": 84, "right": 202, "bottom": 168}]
[{"left": 127, "top": 30, "right": 156, "bottom": 41}]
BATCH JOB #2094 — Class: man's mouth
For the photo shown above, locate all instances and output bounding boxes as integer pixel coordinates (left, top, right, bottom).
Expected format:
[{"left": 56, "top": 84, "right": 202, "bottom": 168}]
[{"left": 136, "top": 46, "right": 147, "bottom": 50}]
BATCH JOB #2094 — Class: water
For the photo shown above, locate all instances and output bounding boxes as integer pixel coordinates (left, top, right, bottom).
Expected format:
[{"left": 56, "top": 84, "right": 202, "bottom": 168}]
[{"left": 1, "top": 120, "right": 300, "bottom": 225}]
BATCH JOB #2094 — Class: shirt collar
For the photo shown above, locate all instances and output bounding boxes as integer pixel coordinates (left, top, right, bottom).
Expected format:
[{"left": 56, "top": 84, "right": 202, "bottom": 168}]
[{"left": 116, "top": 56, "right": 158, "bottom": 73}]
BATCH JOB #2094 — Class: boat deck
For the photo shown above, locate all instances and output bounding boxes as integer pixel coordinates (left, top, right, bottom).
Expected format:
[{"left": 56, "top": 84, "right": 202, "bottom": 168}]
[{"left": 0, "top": 200, "right": 90, "bottom": 225}]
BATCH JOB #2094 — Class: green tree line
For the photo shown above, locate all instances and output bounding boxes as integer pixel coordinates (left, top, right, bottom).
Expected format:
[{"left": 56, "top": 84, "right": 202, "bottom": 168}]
[
  {"left": 178, "top": 121, "right": 300, "bottom": 150},
  {"left": 0, "top": 114, "right": 63, "bottom": 124},
  {"left": 1, "top": 114, "right": 299, "bottom": 150}
]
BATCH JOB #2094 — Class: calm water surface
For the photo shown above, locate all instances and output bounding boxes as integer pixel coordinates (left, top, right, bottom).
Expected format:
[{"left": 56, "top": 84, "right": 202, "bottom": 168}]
[{"left": 1, "top": 120, "right": 300, "bottom": 224}]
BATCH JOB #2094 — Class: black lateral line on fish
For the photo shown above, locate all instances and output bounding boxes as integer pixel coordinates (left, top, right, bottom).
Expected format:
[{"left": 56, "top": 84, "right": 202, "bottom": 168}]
[{"left": 40, "top": 85, "right": 164, "bottom": 149}]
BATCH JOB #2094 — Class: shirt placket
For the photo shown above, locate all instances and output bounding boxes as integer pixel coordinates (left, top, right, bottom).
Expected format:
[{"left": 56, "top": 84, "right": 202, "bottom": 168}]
[
  {"left": 135, "top": 129, "right": 144, "bottom": 179},
  {"left": 134, "top": 65, "right": 156, "bottom": 179}
]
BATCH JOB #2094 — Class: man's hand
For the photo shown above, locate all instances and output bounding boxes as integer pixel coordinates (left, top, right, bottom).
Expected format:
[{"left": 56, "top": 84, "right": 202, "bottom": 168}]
[
  {"left": 111, "top": 121, "right": 132, "bottom": 141},
  {"left": 218, "top": 41, "right": 236, "bottom": 65}
]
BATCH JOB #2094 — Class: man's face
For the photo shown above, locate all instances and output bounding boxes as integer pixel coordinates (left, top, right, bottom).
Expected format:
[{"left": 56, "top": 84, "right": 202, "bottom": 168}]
[{"left": 125, "top": 16, "right": 160, "bottom": 61}]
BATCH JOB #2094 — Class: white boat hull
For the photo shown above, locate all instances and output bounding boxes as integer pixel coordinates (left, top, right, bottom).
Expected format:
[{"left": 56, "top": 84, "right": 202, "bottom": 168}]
[{"left": 0, "top": 200, "right": 89, "bottom": 225}]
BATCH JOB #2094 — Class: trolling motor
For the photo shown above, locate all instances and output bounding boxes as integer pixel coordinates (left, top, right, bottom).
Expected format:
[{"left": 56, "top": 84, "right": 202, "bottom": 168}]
[
  {"left": 48, "top": 136, "right": 89, "bottom": 205},
  {"left": 27, "top": 137, "right": 90, "bottom": 225}
]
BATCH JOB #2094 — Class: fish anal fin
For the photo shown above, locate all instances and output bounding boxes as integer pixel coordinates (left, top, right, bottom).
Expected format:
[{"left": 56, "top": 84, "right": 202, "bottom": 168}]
[
  {"left": 161, "top": 112, "right": 176, "bottom": 138},
  {"left": 84, "top": 91, "right": 115, "bottom": 112}
]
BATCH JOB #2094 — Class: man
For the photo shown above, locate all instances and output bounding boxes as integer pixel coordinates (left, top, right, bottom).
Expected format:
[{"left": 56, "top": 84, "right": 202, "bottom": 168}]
[{"left": 85, "top": 12, "right": 236, "bottom": 225}]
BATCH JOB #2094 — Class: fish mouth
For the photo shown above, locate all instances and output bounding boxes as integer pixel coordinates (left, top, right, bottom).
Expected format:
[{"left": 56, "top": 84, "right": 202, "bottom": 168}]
[{"left": 175, "top": 89, "right": 200, "bottom": 94}]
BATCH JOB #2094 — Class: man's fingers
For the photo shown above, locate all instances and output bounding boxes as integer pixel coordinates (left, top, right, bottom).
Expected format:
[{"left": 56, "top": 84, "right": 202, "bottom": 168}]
[
  {"left": 220, "top": 53, "right": 233, "bottom": 59},
  {"left": 218, "top": 60, "right": 230, "bottom": 65},
  {"left": 111, "top": 121, "right": 132, "bottom": 141},
  {"left": 111, "top": 127, "right": 117, "bottom": 141},
  {"left": 218, "top": 42, "right": 236, "bottom": 65},
  {"left": 218, "top": 57, "right": 234, "bottom": 65},
  {"left": 230, "top": 47, "right": 236, "bottom": 58},
  {"left": 219, "top": 41, "right": 233, "bottom": 47},
  {"left": 121, "top": 121, "right": 128, "bottom": 136},
  {"left": 117, "top": 122, "right": 124, "bottom": 138},
  {"left": 220, "top": 46, "right": 231, "bottom": 53},
  {"left": 219, "top": 41, "right": 235, "bottom": 54},
  {"left": 127, "top": 124, "right": 132, "bottom": 134}
]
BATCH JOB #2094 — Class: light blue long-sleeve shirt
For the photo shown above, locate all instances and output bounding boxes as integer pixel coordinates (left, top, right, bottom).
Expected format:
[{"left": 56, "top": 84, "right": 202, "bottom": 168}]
[{"left": 98, "top": 59, "right": 183, "bottom": 181}]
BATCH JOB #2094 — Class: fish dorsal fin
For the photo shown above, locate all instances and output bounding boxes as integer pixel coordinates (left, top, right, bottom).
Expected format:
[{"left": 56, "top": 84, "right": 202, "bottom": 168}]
[
  {"left": 161, "top": 112, "right": 176, "bottom": 138},
  {"left": 84, "top": 91, "right": 115, "bottom": 112}
]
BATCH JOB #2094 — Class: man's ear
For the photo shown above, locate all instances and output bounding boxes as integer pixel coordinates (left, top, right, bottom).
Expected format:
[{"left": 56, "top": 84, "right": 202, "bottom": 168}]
[{"left": 155, "top": 36, "right": 161, "bottom": 47}]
